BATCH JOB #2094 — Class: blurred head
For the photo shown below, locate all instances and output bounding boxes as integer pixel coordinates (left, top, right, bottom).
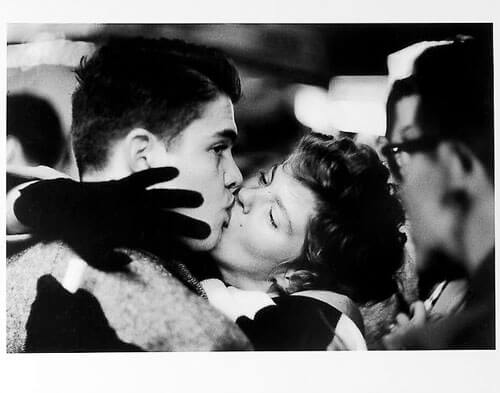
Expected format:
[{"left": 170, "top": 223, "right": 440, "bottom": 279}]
[
  {"left": 384, "top": 37, "right": 494, "bottom": 273},
  {"left": 71, "top": 37, "right": 243, "bottom": 251},
  {"left": 7, "top": 93, "right": 66, "bottom": 167},
  {"left": 213, "top": 132, "right": 407, "bottom": 303}
]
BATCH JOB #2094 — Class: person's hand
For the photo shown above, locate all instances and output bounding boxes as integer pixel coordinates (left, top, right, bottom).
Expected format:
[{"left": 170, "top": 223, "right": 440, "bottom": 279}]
[
  {"left": 382, "top": 301, "right": 427, "bottom": 350},
  {"left": 13, "top": 167, "right": 211, "bottom": 269}
]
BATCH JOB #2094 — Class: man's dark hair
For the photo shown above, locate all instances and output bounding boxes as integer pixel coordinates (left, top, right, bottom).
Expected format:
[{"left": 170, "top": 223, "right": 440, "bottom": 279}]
[
  {"left": 279, "top": 132, "right": 407, "bottom": 304},
  {"left": 387, "top": 37, "right": 493, "bottom": 181},
  {"left": 7, "top": 93, "right": 66, "bottom": 167},
  {"left": 71, "top": 37, "right": 242, "bottom": 173},
  {"left": 414, "top": 37, "right": 493, "bottom": 180}
]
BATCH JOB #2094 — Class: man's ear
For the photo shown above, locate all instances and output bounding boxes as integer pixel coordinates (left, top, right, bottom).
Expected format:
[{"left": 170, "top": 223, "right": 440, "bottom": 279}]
[
  {"left": 436, "top": 141, "right": 476, "bottom": 212},
  {"left": 123, "top": 128, "right": 158, "bottom": 172}
]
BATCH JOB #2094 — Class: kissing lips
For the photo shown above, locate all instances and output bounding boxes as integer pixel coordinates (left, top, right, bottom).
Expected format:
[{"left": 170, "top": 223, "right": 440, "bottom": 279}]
[{"left": 223, "top": 196, "right": 235, "bottom": 229}]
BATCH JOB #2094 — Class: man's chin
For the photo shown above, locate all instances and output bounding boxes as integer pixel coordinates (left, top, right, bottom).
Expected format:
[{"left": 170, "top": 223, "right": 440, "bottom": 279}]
[
  {"left": 417, "top": 248, "right": 468, "bottom": 298},
  {"left": 182, "top": 230, "right": 221, "bottom": 253}
]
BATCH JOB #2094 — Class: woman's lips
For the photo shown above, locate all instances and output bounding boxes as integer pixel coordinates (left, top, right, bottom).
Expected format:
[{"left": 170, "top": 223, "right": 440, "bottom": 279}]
[{"left": 223, "top": 196, "right": 236, "bottom": 228}]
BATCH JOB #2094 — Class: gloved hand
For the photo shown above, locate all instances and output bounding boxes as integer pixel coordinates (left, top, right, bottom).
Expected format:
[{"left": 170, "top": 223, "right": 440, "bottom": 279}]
[{"left": 13, "top": 167, "right": 210, "bottom": 269}]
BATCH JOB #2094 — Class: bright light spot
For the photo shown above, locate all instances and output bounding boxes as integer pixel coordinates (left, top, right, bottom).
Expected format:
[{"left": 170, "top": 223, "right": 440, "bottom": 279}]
[
  {"left": 294, "top": 85, "right": 331, "bottom": 133},
  {"left": 294, "top": 76, "right": 389, "bottom": 136},
  {"left": 329, "top": 100, "right": 386, "bottom": 136}
]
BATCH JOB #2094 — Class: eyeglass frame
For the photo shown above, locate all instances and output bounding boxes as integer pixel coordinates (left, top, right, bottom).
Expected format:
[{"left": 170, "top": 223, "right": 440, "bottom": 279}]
[
  {"left": 381, "top": 136, "right": 445, "bottom": 181},
  {"left": 382, "top": 35, "right": 476, "bottom": 181}
]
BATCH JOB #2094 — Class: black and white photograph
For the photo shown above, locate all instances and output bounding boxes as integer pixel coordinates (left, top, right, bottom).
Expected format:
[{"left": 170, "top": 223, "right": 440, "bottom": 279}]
[{"left": 2, "top": 4, "right": 498, "bottom": 392}]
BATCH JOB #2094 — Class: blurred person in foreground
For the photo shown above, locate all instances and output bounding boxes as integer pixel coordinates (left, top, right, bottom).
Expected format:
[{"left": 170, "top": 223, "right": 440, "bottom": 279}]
[
  {"left": 6, "top": 37, "right": 250, "bottom": 352},
  {"left": 382, "top": 37, "right": 494, "bottom": 349}
]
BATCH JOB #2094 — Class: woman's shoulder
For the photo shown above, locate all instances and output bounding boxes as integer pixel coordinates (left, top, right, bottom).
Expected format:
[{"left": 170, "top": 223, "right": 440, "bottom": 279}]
[
  {"left": 290, "top": 290, "right": 365, "bottom": 334},
  {"left": 289, "top": 290, "right": 367, "bottom": 351},
  {"left": 239, "top": 293, "right": 341, "bottom": 350},
  {"left": 273, "top": 292, "right": 343, "bottom": 321},
  {"left": 235, "top": 290, "right": 367, "bottom": 350}
]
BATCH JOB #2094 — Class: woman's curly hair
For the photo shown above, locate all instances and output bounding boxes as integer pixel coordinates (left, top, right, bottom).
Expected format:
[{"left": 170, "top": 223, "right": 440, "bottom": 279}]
[{"left": 278, "top": 132, "right": 407, "bottom": 304}]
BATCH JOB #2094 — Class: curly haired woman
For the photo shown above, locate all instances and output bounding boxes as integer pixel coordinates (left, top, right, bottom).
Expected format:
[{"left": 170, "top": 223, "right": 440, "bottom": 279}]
[{"left": 202, "top": 132, "right": 407, "bottom": 350}]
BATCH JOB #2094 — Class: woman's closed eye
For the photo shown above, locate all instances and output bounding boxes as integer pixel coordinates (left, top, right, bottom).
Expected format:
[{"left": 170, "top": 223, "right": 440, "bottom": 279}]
[
  {"left": 258, "top": 171, "right": 269, "bottom": 186},
  {"left": 269, "top": 208, "right": 278, "bottom": 229},
  {"left": 257, "top": 169, "right": 279, "bottom": 229}
]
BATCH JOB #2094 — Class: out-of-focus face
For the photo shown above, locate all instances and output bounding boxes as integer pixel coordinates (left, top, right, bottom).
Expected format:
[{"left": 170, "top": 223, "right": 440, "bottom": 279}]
[
  {"left": 211, "top": 163, "right": 317, "bottom": 284},
  {"left": 150, "top": 94, "right": 242, "bottom": 251},
  {"left": 389, "top": 94, "right": 453, "bottom": 269}
]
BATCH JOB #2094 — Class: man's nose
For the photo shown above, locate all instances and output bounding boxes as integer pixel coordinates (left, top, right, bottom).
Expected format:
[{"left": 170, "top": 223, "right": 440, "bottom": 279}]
[{"left": 224, "top": 155, "right": 243, "bottom": 192}]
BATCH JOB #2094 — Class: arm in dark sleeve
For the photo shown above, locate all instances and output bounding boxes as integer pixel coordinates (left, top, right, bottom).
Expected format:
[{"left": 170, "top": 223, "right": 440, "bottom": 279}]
[{"left": 236, "top": 296, "right": 341, "bottom": 350}]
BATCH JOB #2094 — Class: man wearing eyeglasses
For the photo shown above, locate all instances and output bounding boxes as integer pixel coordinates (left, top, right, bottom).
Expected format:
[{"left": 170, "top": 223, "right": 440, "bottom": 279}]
[{"left": 382, "top": 37, "right": 494, "bottom": 349}]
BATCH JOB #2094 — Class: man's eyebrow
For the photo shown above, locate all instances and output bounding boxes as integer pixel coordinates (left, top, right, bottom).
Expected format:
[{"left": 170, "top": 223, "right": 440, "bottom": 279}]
[
  {"left": 215, "top": 129, "right": 238, "bottom": 143},
  {"left": 399, "top": 125, "right": 420, "bottom": 141},
  {"left": 390, "top": 125, "right": 417, "bottom": 142}
]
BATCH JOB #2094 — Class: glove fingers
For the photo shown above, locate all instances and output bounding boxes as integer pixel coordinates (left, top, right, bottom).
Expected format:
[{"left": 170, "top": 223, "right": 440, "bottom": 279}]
[
  {"left": 127, "top": 167, "right": 179, "bottom": 188},
  {"left": 146, "top": 189, "right": 204, "bottom": 208},
  {"left": 153, "top": 211, "right": 211, "bottom": 240}
]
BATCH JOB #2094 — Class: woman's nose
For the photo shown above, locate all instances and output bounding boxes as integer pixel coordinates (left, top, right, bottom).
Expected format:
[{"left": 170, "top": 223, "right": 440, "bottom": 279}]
[{"left": 237, "top": 187, "right": 256, "bottom": 214}]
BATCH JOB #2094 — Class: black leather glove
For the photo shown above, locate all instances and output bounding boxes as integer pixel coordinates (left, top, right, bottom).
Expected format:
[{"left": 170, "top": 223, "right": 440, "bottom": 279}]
[{"left": 13, "top": 167, "right": 210, "bottom": 268}]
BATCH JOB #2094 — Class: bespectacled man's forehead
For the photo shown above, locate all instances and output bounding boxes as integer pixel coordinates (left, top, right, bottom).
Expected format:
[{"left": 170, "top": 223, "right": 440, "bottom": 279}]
[{"left": 391, "top": 94, "right": 422, "bottom": 143}]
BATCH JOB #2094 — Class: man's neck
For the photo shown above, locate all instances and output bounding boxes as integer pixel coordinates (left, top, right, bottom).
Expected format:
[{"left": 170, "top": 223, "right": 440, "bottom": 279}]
[{"left": 80, "top": 166, "right": 131, "bottom": 182}]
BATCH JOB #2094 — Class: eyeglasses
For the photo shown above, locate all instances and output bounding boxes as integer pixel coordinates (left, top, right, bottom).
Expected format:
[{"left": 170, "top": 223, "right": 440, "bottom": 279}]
[{"left": 381, "top": 136, "right": 443, "bottom": 181}]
